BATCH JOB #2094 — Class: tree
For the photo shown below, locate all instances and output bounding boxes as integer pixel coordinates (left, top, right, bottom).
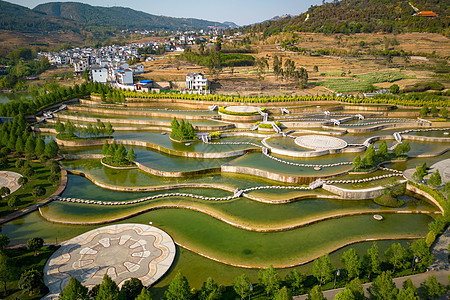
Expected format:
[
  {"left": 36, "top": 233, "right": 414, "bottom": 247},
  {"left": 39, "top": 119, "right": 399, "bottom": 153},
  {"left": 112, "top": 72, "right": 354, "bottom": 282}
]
[
  {"left": 26, "top": 237, "right": 44, "bottom": 256},
  {"left": 420, "top": 275, "right": 445, "bottom": 300},
  {"left": 199, "top": 277, "right": 223, "bottom": 300},
  {"left": 23, "top": 165, "right": 35, "bottom": 178},
  {"left": 233, "top": 274, "right": 251, "bottom": 299},
  {"left": 215, "top": 37, "right": 222, "bottom": 52},
  {"left": 409, "top": 239, "right": 433, "bottom": 272},
  {"left": 0, "top": 235, "right": 10, "bottom": 250},
  {"left": 341, "top": 248, "right": 361, "bottom": 281},
  {"left": 105, "top": 122, "right": 114, "bottom": 136},
  {"left": 430, "top": 105, "right": 439, "bottom": 116},
  {"left": 363, "top": 144, "right": 376, "bottom": 167},
  {"left": 273, "top": 56, "right": 283, "bottom": 80},
  {"left": 0, "top": 252, "right": 16, "bottom": 295},
  {"left": 0, "top": 187, "right": 10, "bottom": 197},
  {"left": 285, "top": 269, "right": 306, "bottom": 294},
  {"left": 25, "top": 135, "right": 36, "bottom": 154},
  {"left": 44, "top": 139, "right": 59, "bottom": 158},
  {"left": 419, "top": 105, "right": 429, "bottom": 117},
  {"left": 35, "top": 138, "right": 45, "bottom": 156},
  {"left": 398, "top": 279, "right": 419, "bottom": 300},
  {"left": 258, "top": 265, "right": 281, "bottom": 297},
  {"left": 96, "top": 274, "right": 119, "bottom": 300},
  {"left": 102, "top": 140, "right": 109, "bottom": 156},
  {"left": 18, "top": 176, "right": 28, "bottom": 186},
  {"left": 206, "top": 52, "right": 222, "bottom": 80},
  {"left": 313, "top": 65, "right": 319, "bottom": 72},
  {"left": 345, "top": 278, "right": 364, "bottom": 300},
  {"left": 439, "top": 107, "right": 448, "bottom": 118},
  {"left": 164, "top": 272, "right": 191, "bottom": 300},
  {"left": 18, "top": 269, "right": 43, "bottom": 295},
  {"left": 365, "top": 242, "right": 381, "bottom": 279},
  {"left": 119, "top": 278, "right": 143, "bottom": 300},
  {"left": 385, "top": 243, "right": 408, "bottom": 272},
  {"left": 255, "top": 57, "right": 269, "bottom": 87},
  {"left": 59, "top": 277, "right": 89, "bottom": 300},
  {"left": 126, "top": 148, "right": 136, "bottom": 162},
  {"left": 352, "top": 155, "right": 363, "bottom": 170},
  {"left": 15, "top": 135, "right": 24, "bottom": 153},
  {"left": 135, "top": 288, "right": 153, "bottom": 300},
  {"left": 427, "top": 170, "right": 442, "bottom": 188},
  {"left": 8, "top": 195, "right": 18, "bottom": 208},
  {"left": 334, "top": 288, "right": 355, "bottom": 300},
  {"left": 307, "top": 285, "right": 324, "bottom": 300},
  {"left": 377, "top": 141, "right": 388, "bottom": 159},
  {"left": 273, "top": 286, "right": 292, "bottom": 300},
  {"left": 32, "top": 185, "right": 46, "bottom": 198},
  {"left": 368, "top": 271, "right": 398, "bottom": 300},
  {"left": 312, "top": 254, "right": 334, "bottom": 285},
  {"left": 390, "top": 84, "right": 399, "bottom": 94}
]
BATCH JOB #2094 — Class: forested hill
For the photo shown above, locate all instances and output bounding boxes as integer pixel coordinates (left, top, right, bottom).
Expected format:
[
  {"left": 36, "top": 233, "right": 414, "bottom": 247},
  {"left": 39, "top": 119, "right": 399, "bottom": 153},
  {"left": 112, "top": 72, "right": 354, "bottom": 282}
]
[
  {"left": 0, "top": 0, "right": 237, "bottom": 34},
  {"left": 240, "top": 0, "right": 449, "bottom": 36},
  {"left": 33, "top": 2, "right": 237, "bottom": 31},
  {"left": 0, "top": 0, "right": 78, "bottom": 32}
]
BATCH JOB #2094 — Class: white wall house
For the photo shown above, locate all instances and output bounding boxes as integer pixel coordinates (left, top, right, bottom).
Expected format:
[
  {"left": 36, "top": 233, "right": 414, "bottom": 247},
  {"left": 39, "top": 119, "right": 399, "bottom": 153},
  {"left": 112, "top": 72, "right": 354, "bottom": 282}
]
[
  {"left": 91, "top": 67, "right": 108, "bottom": 83},
  {"left": 130, "top": 64, "right": 144, "bottom": 74},
  {"left": 73, "top": 59, "right": 88, "bottom": 74},
  {"left": 186, "top": 73, "right": 209, "bottom": 91},
  {"left": 115, "top": 69, "right": 134, "bottom": 85}
]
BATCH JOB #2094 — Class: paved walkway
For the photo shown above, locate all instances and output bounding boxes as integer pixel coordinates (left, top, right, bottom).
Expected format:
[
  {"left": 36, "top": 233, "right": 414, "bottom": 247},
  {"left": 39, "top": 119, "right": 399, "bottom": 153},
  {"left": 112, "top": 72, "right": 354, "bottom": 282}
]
[
  {"left": 43, "top": 224, "right": 176, "bottom": 300},
  {"left": 294, "top": 227, "right": 450, "bottom": 300},
  {"left": 0, "top": 171, "right": 22, "bottom": 194},
  {"left": 0, "top": 169, "right": 67, "bottom": 225}
]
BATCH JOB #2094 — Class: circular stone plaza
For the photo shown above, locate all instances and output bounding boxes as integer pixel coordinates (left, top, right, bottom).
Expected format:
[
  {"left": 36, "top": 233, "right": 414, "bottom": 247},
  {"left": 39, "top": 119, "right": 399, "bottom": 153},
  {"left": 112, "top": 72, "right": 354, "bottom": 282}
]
[
  {"left": 223, "top": 106, "right": 262, "bottom": 114},
  {"left": 295, "top": 135, "right": 348, "bottom": 151},
  {"left": 43, "top": 224, "right": 175, "bottom": 299}
]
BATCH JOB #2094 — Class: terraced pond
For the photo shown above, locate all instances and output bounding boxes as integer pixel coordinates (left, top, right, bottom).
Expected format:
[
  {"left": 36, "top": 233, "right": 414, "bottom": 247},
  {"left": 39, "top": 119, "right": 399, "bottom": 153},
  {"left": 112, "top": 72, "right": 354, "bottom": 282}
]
[{"left": 4, "top": 99, "right": 450, "bottom": 289}]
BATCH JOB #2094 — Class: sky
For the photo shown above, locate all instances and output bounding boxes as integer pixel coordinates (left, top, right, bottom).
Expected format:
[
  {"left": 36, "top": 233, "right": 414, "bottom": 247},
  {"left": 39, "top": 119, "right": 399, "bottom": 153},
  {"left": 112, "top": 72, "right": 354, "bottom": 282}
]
[{"left": 6, "top": 0, "right": 324, "bottom": 25}]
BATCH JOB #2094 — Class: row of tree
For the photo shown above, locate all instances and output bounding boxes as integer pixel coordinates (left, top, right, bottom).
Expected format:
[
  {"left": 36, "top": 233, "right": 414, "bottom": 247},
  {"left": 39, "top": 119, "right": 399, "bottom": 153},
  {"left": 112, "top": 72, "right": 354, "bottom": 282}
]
[
  {"left": 352, "top": 141, "right": 410, "bottom": 171},
  {"left": 419, "top": 105, "right": 448, "bottom": 118},
  {"left": 170, "top": 118, "right": 197, "bottom": 141},
  {"left": 116, "top": 89, "right": 448, "bottom": 108},
  {"left": 101, "top": 140, "right": 136, "bottom": 166},
  {"left": 55, "top": 120, "right": 114, "bottom": 139},
  {"left": 0, "top": 114, "right": 59, "bottom": 159}
]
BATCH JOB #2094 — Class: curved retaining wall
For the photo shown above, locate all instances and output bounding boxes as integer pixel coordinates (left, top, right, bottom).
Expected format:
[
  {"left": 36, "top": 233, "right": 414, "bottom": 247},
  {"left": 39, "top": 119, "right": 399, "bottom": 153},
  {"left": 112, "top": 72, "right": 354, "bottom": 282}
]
[
  {"left": 68, "top": 105, "right": 220, "bottom": 121},
  {"left": 221, "top": 165, "right": 348, "bottom": 184},
  {"left": 54, "top": 113, "right": 234, "bottom": 131},
  {"left": 218, "top": 112, "right": 262, "bottom": 122},
  {"left": 55, "top": 137, "right": 257, "bottom": 159},
  {"left": 67, "top": 169, "right": 237, "bottom": 193},
  {"left": 338, "top": 122, "right": 430, "bottom": 133},
  {"left": 406, "top": 183, "right": 445, "bottom": 214},
  {"left": 322, "top": 184, "right": 386, "bottom": 200},
  {"left": 134, "top": 161, "right": 221, "bottom": 178},
  {"left": 402, "top": 134, "right": 450, "bottom": 143}
]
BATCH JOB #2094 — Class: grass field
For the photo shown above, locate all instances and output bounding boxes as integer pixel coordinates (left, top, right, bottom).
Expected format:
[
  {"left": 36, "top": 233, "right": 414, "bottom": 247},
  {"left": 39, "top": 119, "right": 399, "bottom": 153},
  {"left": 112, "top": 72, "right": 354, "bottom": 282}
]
[
  {"left": 1, "top": 245, "right": 58, "bottom": 300},
  {"left": 0, "top": 157, "right": 60, "bottom": 218}
]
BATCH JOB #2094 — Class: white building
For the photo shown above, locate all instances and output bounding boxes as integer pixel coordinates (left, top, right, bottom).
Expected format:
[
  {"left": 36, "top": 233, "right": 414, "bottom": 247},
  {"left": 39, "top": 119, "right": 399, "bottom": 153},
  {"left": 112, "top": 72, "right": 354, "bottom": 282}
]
[
  {"left": 91, "top": 66, "right": 108, "bottom": 83},
  {"left": 186, "top": 73, "right": 209, "bottom": 91},
  {"left": 115, "top": 69, "right": 134, "bottom": 85},
  {"left": 73, "top": 59, "right": 88, "bottom": 74},
  {"left": 130, "top": 64, "right": 144, "bottom": 74}
]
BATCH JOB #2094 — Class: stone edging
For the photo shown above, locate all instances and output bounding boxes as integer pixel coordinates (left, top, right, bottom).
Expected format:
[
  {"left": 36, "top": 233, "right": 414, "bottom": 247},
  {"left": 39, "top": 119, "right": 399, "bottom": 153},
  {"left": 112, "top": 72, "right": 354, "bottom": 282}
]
[{"left": 100, "top": 158, "right": 138, "bottom": 170}]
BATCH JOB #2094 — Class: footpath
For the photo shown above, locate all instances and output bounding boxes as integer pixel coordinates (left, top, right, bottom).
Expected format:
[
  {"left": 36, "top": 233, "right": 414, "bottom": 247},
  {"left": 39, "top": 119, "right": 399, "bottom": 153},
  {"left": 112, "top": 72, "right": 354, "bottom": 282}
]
[{"left": 294, "top": 228, "right": 449, "bottom": 300}]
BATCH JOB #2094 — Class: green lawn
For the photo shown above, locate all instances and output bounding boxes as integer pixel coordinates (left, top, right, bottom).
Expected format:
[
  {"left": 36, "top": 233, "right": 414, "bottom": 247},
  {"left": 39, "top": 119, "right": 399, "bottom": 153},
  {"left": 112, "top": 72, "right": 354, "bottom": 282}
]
[
  {"left": 0, "top": 157, "right": 60, "bottom": 218},
  {"left": 1, "top": 245, "right": 59, "bottom": 299}
]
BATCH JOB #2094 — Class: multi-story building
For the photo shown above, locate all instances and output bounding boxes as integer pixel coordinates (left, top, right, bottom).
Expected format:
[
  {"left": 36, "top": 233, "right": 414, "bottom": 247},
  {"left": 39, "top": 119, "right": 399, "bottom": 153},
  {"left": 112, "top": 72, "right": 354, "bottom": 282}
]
[{"left": 186, "top": 73, "right": 209, "bottom": 91}]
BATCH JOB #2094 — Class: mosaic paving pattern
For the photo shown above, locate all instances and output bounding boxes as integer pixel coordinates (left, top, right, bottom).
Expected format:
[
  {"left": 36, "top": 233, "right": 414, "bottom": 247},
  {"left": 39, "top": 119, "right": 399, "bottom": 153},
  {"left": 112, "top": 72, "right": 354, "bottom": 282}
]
[
  {"left": 295, "top": 135, "right": 348, "bottom": 150},
  {"left": 43, "top": 224, "right": 175, "bottom": 299},
  {"left": 0, "top": 171, "right": 22, "bottom": 194}
]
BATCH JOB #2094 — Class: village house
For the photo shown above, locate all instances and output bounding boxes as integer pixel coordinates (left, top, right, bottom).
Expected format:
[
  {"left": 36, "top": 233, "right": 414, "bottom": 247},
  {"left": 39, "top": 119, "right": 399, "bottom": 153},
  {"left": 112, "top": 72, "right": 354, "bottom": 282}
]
[{"left": 186, "top": 73, "right": 209, "bottom": 91}]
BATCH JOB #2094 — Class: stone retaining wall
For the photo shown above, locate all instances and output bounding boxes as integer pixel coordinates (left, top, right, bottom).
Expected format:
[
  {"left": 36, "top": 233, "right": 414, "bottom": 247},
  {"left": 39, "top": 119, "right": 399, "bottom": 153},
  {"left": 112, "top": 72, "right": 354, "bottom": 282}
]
[
  {"left": 55, "top": 137, "right": 113, "bottom": 147},
  {"left": 218, "top": 112, "right": 262, "bottom": 122},
  {"left": 406, "top": 183, "right": 445, "bottom": 214},
  {"left": 134, "top": 161, "right": 221, "bottom": 178},
  {"left": 68, "top": 105, "right": 220, "bottom": 121},
  {"left": 54, "top": 113, "right": 234, "bottom": 131},
  {"left": 322, "top": 184, "right": 386, "bottom": 199},
  {"left": 402, "top": 134, "right": 450, "bottom": 143}
]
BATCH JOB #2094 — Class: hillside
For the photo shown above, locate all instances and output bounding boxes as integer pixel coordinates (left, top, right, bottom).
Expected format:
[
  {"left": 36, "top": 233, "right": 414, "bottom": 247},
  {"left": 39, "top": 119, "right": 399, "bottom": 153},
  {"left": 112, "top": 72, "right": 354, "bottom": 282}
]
[
  {"left": 0, "top": 0, "right": 77, "bottom": 33},
  {"left": 33, "top": 2, "right": 238, "bottom": 31},
  {"left": 240, "top": 0, "right": 449, "bottom": 36}
]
